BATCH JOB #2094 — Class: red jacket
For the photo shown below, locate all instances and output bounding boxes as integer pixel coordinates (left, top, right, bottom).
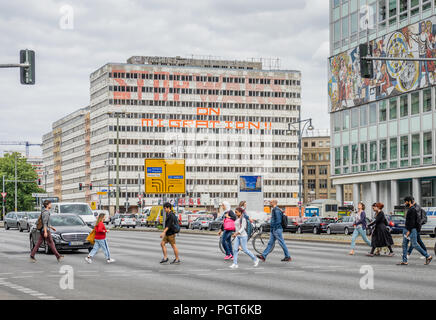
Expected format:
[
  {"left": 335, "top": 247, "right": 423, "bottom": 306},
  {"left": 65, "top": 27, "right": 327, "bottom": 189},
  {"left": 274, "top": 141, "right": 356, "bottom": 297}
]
[{"left": 94, "top": 222, "right": 107, "bottom": 240}]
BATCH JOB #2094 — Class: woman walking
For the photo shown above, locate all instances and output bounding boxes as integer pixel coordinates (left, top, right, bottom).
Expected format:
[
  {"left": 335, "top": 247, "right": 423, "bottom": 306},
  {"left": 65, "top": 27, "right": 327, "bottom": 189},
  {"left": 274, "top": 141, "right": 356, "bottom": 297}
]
[
  {"left": 349, "top": 202, "right": 371, "bottom": 255},
  {"left": 217, "top": 201, "right": 236, "bottom": 260},
  {"left": 366, "top": 203, "right": 394, "bottom": 257},
  {"left": 85, "top": 213, "right": 115, "bottom": 264},
  {"left": 229, "top": 207, "right": 259, "bottom": 269}
]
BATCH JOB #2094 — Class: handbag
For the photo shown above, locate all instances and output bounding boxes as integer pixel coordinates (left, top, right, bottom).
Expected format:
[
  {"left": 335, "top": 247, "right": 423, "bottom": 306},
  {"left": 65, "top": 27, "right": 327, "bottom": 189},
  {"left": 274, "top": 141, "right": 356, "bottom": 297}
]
[
  {"left": 86, "top": 229, "right": 96, "bottom": 245},
  {"left": 223, "top": 218, "right": 235, "bottom": 231}
]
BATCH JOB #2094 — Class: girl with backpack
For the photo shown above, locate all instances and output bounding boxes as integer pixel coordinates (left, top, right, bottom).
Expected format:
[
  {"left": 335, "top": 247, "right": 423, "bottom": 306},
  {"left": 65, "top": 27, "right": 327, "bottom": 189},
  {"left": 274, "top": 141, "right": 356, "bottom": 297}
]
[
  {"left": 217, "top": 201, "right": 236, "bottom": 260},
  {"left": 229, "top": 207, "right": 259, "bottom": 269},
  {"left": 85, "top": 213, "right": 115, "bottom": 264}
]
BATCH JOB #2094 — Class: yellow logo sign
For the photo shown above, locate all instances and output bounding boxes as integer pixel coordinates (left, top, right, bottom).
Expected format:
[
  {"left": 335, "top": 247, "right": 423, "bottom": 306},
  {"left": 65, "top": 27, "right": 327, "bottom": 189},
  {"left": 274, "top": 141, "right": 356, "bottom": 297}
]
[{"left": 145, "top": 159, "right": 186, "bottom": 194}]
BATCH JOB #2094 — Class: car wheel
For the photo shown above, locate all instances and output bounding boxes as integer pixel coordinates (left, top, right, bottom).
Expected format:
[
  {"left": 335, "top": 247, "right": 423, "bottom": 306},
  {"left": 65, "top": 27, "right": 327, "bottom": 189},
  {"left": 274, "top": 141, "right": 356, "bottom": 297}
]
[
  {"left": 4, "top": 222, "right": 8, "bottom": 230},
  {"left": 133, "top": 226, "right": 136, "bottom": 229},
  {"left": 29, "top": 236, "right": 34, "bottom": 251},
  {"left": 344, "top": 227, "right": 349, "bottom": 235},
  {"left": 313, "top": 227, "right": 318, "bottom": 234},
  {"left": 297, "top": 227, "right": 302, "bottom": 234},
  {"left": 327, "top": 227, "right": 331, "bottom": 235},
  {"left": 18, "top": 224, "right": 23, "bottom": 232}
]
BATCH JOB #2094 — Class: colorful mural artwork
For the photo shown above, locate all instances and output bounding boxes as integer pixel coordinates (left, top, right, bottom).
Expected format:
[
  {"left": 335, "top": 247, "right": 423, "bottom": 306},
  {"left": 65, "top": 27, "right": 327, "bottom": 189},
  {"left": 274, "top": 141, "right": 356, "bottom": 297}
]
[{"left": 329, "top": 17, "right": 436, "bottom": 112}]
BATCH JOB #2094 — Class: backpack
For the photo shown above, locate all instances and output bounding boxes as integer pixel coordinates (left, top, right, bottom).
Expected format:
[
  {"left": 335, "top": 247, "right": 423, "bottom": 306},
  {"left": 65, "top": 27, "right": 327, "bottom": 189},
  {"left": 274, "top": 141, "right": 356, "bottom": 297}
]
[
  {"left": 36, "top": 213, "right": 43, "bottom": 230},
  {"left": 416, "top": 205, "right": 428, "bottom": 226},
  {"left": 244, "top": 214, "right": 253, "bottom": 237},
  {"left": 281, "top": 212, "right": 288, "bottom": 229},
  {"left": 170, "top": 213, "right": 180, "bottom": 233}
]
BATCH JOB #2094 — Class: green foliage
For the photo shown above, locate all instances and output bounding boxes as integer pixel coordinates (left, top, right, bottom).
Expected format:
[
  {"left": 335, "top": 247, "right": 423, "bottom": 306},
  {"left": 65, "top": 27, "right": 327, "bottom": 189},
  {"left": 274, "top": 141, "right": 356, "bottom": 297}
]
[{"left": 0, "top": 152, "right": 45, "bottom": 217}]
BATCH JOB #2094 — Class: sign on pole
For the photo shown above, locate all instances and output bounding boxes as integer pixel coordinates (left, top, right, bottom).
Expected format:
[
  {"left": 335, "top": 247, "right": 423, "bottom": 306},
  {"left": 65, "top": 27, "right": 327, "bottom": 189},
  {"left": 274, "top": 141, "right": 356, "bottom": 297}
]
[
  {"left": 1, "top": 192, "right": 6, "bottom": 198},
  {"left": 145, "top": 159, "right": 186, "bottom": 194}
]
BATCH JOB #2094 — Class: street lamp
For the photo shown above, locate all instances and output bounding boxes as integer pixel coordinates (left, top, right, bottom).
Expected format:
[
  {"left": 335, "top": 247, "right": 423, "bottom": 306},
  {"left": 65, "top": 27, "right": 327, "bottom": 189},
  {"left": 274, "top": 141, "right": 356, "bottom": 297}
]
[{"left": 287, "top": 117, "right": 314, "bottom": 218}]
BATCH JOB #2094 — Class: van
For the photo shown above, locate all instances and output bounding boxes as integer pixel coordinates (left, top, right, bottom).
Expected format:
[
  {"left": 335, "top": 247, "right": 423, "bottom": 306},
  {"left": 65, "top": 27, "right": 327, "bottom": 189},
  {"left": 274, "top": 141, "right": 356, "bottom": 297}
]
[
  {"left": 52, "top": 202, "right": 97, "bottom": 227},
  {"left": 146, "top": 206, "right": 163, "bottom": 227}
]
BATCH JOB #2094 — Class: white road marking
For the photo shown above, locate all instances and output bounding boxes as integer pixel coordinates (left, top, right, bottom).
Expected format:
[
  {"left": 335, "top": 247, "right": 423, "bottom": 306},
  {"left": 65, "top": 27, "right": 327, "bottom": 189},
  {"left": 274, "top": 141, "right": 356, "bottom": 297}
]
[{"left": 0, "top": 280, "right": 57, "bottom": 300}]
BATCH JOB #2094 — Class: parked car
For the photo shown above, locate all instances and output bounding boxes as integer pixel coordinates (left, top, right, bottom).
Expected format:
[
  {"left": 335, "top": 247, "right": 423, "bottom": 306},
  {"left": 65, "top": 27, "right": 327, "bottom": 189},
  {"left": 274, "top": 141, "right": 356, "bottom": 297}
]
[
  {"left": 190, "top": 216, "right": 214, "bottom": 230},
  {"left": 29, "top": 214, "right": 93, "bottom": 254},
  {"left": 145, "top": 206, "right": 163, "bottom": 227},
  {"left": 52, "top": 202, "right": 96, "bottom": 227},
  {"left": 4, "top": 212, "right": 25, "bottom": 230},
  {"left": 114, "top": 214, "right": 137, "bottom": 228},
  {"left": 326, "top": 216, "right": 371, "bottom": 235},
  {"left": 18, "top": 212, "right": 40, "bottom": 232},
  {"left": 208, "top": 216, "right": 224, "bottom": 231},
  {"left": 385, "top": 215, "right": 406, "bottom": 234},
  {"left": 178, "top": 212, "right": 190, "bottom": 229},
  {"left": 261, "top": 216, "right": 299, "bottom": 233},
  {"left": 297, "top": 217, "right": 336, "bottom": 234},
  {"left": 111, "top": 213, "right": 120, "bottom": 224},
  {"left": 420, "top": 218, "right": 436, "bottom": 238},
  {"left": 137, "top": 214, "right": 147, "bottom": 226},
  {"left": 93, "top": 210, "right": 110, "bottom": 224}
]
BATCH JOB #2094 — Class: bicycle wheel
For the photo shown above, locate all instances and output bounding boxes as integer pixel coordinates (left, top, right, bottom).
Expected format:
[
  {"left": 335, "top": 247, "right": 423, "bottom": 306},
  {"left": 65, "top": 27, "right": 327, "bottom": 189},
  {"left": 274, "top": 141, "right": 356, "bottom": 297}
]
[{"left": 252, "top": 232, "right": 275, "bottom": 255}]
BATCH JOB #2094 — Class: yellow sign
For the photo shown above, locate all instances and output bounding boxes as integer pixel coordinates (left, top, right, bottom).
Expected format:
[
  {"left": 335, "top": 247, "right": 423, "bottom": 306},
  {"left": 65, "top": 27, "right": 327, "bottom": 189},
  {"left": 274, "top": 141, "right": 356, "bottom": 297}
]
[
  {"left": 145, "top": 159, "right": 186, "bottom": 194},
  {"left": 90, "top": 201, "right": 97, "bottom": 210},
  {"left": 97, "top": 192, "right": 107, "bottom": 195}
]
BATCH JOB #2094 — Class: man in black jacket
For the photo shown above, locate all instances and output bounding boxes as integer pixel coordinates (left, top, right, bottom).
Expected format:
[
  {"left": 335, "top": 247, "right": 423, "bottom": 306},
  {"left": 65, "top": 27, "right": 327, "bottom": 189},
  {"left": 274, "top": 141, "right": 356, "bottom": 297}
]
[
  {"left": 397, "top": 197, "right": 432, "bottom": 265},
  {"left": 406, "top": 197, "right": 427, "bottom": 259}
]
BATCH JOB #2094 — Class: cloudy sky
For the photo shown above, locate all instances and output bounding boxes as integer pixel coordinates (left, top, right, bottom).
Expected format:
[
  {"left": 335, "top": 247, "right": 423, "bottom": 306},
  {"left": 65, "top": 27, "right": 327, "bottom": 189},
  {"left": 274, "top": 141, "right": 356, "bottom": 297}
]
[{"left": 0, "top": 0, "right": 330, "bottom": 157}]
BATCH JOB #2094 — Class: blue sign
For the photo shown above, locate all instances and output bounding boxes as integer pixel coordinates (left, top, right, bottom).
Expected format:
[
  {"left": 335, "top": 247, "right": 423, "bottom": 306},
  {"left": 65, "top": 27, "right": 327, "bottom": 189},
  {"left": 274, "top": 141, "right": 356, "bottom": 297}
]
[
  {"left": 168, "top": 176, "right": 183, "bottom": 179},
  {"left": 239, "top": 176, "right": 262, "bottom": 193},
  {"left": 147, "top": 167, "right": 163, "bottom": 174}
]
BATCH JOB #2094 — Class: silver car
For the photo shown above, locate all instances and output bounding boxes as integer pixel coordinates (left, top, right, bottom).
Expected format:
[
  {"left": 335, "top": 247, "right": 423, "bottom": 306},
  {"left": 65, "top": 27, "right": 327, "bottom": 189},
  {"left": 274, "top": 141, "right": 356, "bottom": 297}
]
[
  {"left": 420, "top": 218, "right": 436, "bottom": 238},
  {"left": 18, "top": 212, "right": 40, "bottom": 232},
  {"left": 327, "top": 216, "right": 371, "bottom": 235},
  {"left": 4, "top": 212, "right": 25, "bottom": 230}
]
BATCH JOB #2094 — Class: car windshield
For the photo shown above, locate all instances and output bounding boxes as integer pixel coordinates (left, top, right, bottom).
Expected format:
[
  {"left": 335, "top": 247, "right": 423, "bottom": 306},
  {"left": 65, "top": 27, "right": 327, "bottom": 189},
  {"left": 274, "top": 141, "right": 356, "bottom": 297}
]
[
  {"left": 27, "top": 213, "right": 40, "bottom": 219},
  {"left": 391, "top": 216, "right": 405, "bottom": 223},
  {"left": 121, "top": 215, "right": 135, "bottom": 219},
  {"left": 60, "top": 204, "right": 93, "bottom": 215},
  {"left": 50, "top": 215, "right": 85, "bottom": 227},
  {"left": 322, "top": 218, "right": 336, "bottom": 223}
]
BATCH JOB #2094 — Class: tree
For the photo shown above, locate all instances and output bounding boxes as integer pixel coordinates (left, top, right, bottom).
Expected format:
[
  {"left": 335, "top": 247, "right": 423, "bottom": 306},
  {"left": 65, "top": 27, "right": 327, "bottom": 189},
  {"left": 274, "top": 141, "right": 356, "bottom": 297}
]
[{"left": 0, "top": 152, "right": 45, "bottom": 218}]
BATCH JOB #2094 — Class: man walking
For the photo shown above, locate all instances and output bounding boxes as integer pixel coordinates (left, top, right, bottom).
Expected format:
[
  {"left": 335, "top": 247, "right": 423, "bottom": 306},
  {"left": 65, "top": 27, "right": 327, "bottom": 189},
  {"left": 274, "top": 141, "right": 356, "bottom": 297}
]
[
  {"left": 256, "top": 200, "right": 291, "bottom": 263},
  {"left": 397, "top": 196, "right": 432, "bottom": 266},
  {"left": 406, "top": 197, "right": 427, "bottom": 259},
  {"left": 30, "top": 200, "right": 64, "bottom": 263},
  {"left": 160, "top": 202, "right": 180, "bottom": 265}
]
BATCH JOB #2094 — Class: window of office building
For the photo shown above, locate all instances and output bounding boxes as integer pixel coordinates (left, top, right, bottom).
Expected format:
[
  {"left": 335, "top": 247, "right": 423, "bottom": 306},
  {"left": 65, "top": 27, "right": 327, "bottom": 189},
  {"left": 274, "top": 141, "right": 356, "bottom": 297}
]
[
  {"left": 335, "top": 147, "right": 341, "bottom": 170},
  {"left": 370, "top": 141, "right": 377, "bottom": 171},
  {"left": 410, "top": 0, "right": 420, "bottom": 16},
  {"left": 334, "top": 112, "right": 341, "bottom": 132},
  {"left": 389, "top": 97, "right": 397, "bottom": 120},
  {"left": 378, "top": 0, "right": 387, "bottom": 29},
  {"left": 400, "top": 135, "right": 409, "bottom": 167},
  {"left": 379, "top": 100, "right": 387, "bottom": 122},
  {"left": 411, "top": 91, "right": 420, "bottom": 115},
  {"left": 423, "top": 132, "right": 433, "bottom": 165},
  {"left": 319, "top": 179, "right": 328, "bottom": 189},
  {"left": 369, "top": 103, "right": 377, "bottom": 124},
  {"left": 319, "top": 165, "right": 328, "bottom": 175},
  {"left": 423, "top": 88, "right": 432, "bottom": 112},
  {"left": 360, "top": 105, "right": 368, "bottom": 126},
  {"left": 380, "top": 139, "right": 387, "bottom": 169},
  {"left": 343, "top": 109, "right": 350, "bottom": 130},
  {"left": 343, "top": 145, "right": 350, "bottom": 172},
  {"left": 411, "top": 134, "right": 420, "bottom": 166},
  {"left": 360, "top": 143, "right": 368, "bottom": 164},
  {"left": 399, "top": 0, "right": 408, "bottom": 22},
  {"left": 422, "top": 179, "right": 436, "bottom": 207},
  {"left": 351, "top": 108, "right": 359, "bottom": 128},
  {"left": 400, "top": 95, "right": 408, "bottom": 117},
  {"left": 308, "top": 166, "right": 316, "bottom": 175},
  {"left": 390, "top": 137, "right": 398, "bottom": 168}
]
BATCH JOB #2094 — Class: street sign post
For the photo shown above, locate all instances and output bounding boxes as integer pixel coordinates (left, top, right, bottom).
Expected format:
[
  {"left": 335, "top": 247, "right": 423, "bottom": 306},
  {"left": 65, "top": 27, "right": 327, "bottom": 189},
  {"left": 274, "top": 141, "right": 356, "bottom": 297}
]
[
  {"left": 1, "top": 193, "right": 6, "bottom": 198},
  {"left": 145, "top": 159, "right": 186, "bottom": 194}
]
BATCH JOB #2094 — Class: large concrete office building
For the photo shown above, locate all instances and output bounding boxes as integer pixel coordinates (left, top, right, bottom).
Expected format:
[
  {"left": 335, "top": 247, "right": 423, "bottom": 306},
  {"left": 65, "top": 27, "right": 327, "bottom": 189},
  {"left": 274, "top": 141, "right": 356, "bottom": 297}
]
[
  {"left": 43, "top": 56, "right": 302, "bottom": 212},
  {"left": 329, "top": 0, "right": 436, "bottom": 215}
]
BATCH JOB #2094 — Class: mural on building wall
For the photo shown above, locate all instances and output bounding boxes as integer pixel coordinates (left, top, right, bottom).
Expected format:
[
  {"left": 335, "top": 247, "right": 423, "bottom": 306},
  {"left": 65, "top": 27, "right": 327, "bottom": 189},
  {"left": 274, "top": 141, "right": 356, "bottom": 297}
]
[{"left": 329, "top": 18, "right": 436, "bottom": 112}]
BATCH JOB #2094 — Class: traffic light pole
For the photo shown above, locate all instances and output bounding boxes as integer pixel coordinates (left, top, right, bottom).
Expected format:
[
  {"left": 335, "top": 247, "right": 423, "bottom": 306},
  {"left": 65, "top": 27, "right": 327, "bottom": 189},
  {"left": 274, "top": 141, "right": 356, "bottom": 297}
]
[
  {"left": 0, "top": 63, "right": 30, "bottom": 68},
  {"left": 2, "top": 175, "right": 5, "bottom": 220}
]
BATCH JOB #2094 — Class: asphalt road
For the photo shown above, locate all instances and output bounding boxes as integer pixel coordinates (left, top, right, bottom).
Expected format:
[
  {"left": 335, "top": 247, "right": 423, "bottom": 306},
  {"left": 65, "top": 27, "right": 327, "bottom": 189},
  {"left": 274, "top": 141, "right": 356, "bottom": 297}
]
[{"left": 1, "top": 228, "right": 436, "bottom": 300}]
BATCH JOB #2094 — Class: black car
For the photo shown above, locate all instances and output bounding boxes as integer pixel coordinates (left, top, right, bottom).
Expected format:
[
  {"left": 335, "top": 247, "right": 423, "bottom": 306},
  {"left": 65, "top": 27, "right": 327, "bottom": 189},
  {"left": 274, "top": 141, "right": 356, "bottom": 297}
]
[
  {"left": 297, "top": 217, "right": 336, "bottom": 234},
  {"left": 208, "top": 216, "right": 224, "bottom": 231},
  {"left": 261, "top": 216, "right": 299, "bottom": 233},
  {"left": 29, "top": 214, "right": 93, "bottom": 254}
]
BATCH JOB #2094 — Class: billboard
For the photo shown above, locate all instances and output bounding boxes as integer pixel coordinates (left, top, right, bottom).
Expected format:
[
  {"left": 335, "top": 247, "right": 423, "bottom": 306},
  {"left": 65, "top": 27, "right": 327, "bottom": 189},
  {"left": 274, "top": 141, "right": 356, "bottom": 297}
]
[
  {"left": 329, "top": 17, "right": 436, "bottom": 112},
  {"left": 238, "top": 175, "right": 264, "bottom": 212},
  {"left": 145, "top": 159, "right": 186, "bottom": 194}
]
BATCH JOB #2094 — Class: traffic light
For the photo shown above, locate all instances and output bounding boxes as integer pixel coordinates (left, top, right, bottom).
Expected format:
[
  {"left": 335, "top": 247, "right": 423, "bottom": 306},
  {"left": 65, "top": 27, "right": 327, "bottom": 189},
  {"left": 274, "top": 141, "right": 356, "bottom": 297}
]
[
  {"left": 20, "top": 49, "right": 35, "bottom": 85},
  {"left": 89, "top": 183, "right": 93, "bottom": 190},
  {"left": 137, "top": 201, "right": 142, "bottom": 208},
  {"left": 79, "top": 183, "right": 83, "bottom": 191},
  {"left": 359, "top": 43, "right": 374, "bottom": 79},
  {"left": 37, "top": 178, "right": 41, "bottom": 186}
]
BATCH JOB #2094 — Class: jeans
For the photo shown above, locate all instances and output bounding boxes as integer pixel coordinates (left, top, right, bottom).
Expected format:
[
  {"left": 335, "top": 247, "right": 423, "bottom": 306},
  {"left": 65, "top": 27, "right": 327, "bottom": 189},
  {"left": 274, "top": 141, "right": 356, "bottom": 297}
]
[
  {"left": 408, "top": 232, "right": 427, "bottom": 255},
  {"left": 30, "top": 230, "right": 61, "bottom": 259},
  {"left": 89, "top": 239, "right": 111, "bottom": 260},
  {"left": 222, "top": 230, "right": 234, "bottom": 256},
  {"left": 232, "top": 236, "right": 256, "bottom": 265},
  {"left": 402, "top": 229, "right": 429, "bottom": 263},
  {"left": 350, "top": 227, "right": 371, "bottom": 250},
  {"left": 262, "top": 227, "right": 290, "bottom": 259}
]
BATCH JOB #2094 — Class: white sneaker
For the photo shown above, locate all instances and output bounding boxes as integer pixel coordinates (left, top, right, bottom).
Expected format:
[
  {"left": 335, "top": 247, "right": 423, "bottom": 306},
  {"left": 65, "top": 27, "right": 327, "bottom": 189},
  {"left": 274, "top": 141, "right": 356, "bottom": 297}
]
[
  {"left": 229, "top": 264, "right": 238, "bottom": 269},
  {"left": 107, "top": 258, "right": 116, "bottom": 264},
  {"left": 407, "top": 255, "right": 410, "bottom": 259},
  {"left": 85, "top": 257, "right": 92, "bottom": 264},
  {"left": 253, "top": 258, "right": 259, "bottom": 267},
  {"left": 420, "top": 256, "right": 426, "bottom": 260}
]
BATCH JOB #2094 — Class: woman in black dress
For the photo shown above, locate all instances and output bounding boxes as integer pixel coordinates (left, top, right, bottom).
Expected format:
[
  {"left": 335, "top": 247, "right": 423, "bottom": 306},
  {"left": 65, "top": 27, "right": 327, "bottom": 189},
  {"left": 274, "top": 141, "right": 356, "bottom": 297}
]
[{"left": 366, "top": 203, "right": 394, "bottom": 257}]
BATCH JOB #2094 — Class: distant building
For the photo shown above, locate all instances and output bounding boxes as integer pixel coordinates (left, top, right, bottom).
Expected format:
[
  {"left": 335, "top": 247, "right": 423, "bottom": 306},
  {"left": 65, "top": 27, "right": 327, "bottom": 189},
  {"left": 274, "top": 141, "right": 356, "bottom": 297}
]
[{"left": 302, "top": 131, "right": 352, "bottom": 205}]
